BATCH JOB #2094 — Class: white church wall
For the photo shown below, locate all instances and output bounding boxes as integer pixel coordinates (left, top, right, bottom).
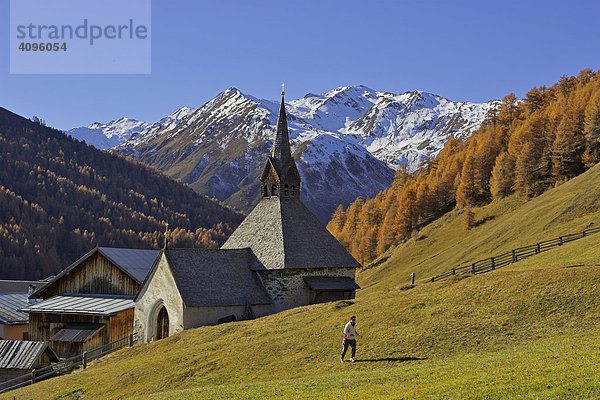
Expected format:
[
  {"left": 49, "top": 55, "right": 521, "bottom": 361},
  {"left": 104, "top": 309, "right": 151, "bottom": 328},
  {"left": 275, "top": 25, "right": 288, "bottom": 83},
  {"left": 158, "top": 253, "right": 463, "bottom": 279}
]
[{"left": 134, "top": 254, "right": 185, "bottom": 343}]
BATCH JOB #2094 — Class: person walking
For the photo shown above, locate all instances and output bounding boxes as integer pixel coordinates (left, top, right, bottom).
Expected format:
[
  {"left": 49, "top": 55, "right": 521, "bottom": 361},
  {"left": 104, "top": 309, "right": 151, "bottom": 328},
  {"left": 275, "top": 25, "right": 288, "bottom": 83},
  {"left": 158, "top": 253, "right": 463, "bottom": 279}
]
[{"left": 340, "top": 315, "right": 359, "bottom": 362}]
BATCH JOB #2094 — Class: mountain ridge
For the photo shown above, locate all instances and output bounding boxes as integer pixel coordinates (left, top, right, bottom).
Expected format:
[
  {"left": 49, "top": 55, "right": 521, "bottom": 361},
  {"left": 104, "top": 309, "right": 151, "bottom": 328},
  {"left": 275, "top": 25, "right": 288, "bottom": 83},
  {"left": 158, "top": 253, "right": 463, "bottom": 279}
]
[{"left": 67, "top": 86, "right": 498, "bottom": 221}]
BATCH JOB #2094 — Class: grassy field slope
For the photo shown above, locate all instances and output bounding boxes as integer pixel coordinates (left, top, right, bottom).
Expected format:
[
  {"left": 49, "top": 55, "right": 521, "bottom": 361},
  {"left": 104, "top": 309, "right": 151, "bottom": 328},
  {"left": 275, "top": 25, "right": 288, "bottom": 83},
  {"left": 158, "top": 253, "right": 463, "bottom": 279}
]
[
  {"left": 362, "top": 161, "right": 600, "bottom": 289},
  {"left": 6, "top": 164, "right": 600, "bottom": 400}
]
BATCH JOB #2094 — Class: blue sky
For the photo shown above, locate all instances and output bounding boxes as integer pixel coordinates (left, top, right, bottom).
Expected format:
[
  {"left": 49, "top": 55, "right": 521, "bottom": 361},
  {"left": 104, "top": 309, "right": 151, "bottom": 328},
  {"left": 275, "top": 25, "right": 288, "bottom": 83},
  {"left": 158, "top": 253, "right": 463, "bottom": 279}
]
[{"left": 1, "top": 0, "right": 599, "bottom": 130}]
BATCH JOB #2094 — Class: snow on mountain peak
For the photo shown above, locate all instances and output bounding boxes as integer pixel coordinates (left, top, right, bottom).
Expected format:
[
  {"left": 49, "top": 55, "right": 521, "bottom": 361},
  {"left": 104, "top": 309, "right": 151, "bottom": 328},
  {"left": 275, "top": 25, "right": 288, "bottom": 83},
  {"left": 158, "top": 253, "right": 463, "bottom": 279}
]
[
  {"left": 66, "top": 118, "right": 151, "bottom": 150},
  {"left": 69, "top": 84, "right": 498, "bottom": 175}
]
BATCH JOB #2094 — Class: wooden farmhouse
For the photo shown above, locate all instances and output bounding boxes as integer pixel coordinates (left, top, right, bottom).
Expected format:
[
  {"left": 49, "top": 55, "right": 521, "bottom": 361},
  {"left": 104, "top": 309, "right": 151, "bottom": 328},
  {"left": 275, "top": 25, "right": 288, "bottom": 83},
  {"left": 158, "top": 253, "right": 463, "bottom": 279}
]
[
  {"left": 134, "top": 90, "right": 361, "bottom": 343},
  {"left": 0, "top": 340, "right": 58, "bottom": 383},
  {"left": 21, "top": 247, "right": 158, "bottom": 357}
]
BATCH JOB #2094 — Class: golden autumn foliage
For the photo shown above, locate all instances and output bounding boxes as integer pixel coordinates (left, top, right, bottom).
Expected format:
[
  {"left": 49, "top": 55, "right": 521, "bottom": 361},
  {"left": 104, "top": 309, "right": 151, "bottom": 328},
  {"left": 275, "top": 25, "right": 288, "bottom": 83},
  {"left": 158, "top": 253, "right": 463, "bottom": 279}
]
[{"left": 328, "top": 68, "right": 600, "bottom": 265}]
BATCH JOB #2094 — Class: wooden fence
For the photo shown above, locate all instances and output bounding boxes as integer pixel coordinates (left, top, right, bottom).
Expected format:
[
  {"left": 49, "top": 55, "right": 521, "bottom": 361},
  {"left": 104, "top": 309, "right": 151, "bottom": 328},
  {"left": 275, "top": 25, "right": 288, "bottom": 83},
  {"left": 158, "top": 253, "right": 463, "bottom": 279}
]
[
  {"left": 0, "top": 332, "right": 137, "bottom": 394},
  {"left": 428, "top": 226, "right": 600, "bottom": 283}
]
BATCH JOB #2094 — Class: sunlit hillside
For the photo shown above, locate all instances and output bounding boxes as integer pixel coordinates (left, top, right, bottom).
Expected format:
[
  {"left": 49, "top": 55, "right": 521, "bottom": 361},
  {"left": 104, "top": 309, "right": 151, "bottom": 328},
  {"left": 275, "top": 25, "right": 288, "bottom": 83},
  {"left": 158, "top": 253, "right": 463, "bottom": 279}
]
[{"left": 5, "top": 162, "right": 600, "bottom": 400}]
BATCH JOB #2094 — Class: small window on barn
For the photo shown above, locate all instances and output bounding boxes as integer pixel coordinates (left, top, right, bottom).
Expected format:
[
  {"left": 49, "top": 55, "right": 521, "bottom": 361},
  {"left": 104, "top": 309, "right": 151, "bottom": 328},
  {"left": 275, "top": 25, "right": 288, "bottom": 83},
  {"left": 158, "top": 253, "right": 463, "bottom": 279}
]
[{"left": 271, "top": 184, "right": 277, "bottom": 196}]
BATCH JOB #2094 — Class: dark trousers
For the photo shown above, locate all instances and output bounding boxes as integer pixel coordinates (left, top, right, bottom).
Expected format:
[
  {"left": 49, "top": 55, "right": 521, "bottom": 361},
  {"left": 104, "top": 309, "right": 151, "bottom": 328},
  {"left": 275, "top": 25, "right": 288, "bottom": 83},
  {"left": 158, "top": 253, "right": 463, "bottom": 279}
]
[{"left": 341, "top": 338, "right": 356, "bottom": 359}]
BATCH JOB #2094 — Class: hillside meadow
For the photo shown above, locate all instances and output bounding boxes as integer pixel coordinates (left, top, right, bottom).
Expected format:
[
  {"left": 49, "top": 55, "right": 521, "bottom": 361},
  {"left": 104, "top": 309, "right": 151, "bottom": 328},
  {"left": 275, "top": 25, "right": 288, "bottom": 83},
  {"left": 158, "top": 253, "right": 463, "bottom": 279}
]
[{"left": 5, "top": 165, "right": 600, "bottom": 400}]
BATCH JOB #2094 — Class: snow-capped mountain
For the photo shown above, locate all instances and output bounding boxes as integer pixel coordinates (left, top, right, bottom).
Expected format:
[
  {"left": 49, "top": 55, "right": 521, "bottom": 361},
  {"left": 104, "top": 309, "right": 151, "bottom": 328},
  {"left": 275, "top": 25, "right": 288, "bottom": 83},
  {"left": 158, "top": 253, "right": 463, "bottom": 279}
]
[
  {"left": 69, "top": 86, "right": 497, "bottom": 222},
  {"left": 67, "top": 107, "right": 197, "bottom": 151},
  {"left": 66, "top": 118, "right": 151, "bottom": 150}
]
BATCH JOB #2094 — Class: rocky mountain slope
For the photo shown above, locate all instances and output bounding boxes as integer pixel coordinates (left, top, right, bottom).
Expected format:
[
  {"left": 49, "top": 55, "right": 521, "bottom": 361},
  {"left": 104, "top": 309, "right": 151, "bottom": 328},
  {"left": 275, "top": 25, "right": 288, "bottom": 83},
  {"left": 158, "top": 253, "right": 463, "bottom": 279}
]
[{"left": 68, "top": 86, "right": 497, "bottom": 222}]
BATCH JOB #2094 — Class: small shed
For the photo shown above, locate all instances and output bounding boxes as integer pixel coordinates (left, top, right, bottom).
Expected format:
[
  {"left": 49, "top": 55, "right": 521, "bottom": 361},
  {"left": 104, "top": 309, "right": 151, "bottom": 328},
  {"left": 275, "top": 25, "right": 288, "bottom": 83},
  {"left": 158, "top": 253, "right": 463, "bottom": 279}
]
[
  {"left": 0, "top": 280, "right": 46, "bottom": 341},
  {"left": 303, "top": 276, "right": 361, "bottom": 304},
  {"left": 0, "top": 293, "right": 41, "bottom": 340},
  {"left": 0, "top": 340, "right": 58, "bottom": 383},
  {"left": 21, "top": 294, "right": 134, "bottom": 358}
]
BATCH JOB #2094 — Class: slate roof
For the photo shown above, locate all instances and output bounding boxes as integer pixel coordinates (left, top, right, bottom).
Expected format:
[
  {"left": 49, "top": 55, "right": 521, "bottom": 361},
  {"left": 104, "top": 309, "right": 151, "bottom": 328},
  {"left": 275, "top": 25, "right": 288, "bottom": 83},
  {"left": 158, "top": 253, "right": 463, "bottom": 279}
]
[
  {"left": 0, "top": 280, "right": 46, "bottom": 293},
  {"left": 162, "top": 249, "right": 272, "bottom": 307},
  {"left": 222, "top": 197, "right": 361, "bottom": 270},
  {"left": 50, "top": 324, "right": 105, "bottom": 342},
  {"left": 0, "top": 293, "right": 41, "bottom": 325},
  {"left": 97, "top": 247, "right": 160, "bottom": 284},
  {"left": 32, "top": 247, "right": 159, "bottom": 297},
  {"left": 303, "top": 276, "right": 361, "bottom": 291},
  {"left": 20, "top": 294, "right": 134, "bottom": 316},
  {"left": 0, "top": 340, "right": 58, "bottom": 370}
]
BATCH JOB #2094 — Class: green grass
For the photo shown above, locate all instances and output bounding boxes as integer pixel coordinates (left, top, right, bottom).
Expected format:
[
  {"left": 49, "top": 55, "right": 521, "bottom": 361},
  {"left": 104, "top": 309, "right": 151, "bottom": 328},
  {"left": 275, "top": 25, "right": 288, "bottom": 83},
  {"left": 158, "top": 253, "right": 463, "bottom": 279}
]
[{"left": 5, "top": 164, "right": 600, "bottom": 400}]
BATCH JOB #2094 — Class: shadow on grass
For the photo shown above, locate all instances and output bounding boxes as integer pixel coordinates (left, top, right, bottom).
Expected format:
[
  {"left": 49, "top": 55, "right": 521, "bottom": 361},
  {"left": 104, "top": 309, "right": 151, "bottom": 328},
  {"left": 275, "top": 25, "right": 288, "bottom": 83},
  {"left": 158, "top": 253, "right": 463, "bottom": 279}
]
[{"left": 354, "top": 356, "right": 426, "bottom": 363}]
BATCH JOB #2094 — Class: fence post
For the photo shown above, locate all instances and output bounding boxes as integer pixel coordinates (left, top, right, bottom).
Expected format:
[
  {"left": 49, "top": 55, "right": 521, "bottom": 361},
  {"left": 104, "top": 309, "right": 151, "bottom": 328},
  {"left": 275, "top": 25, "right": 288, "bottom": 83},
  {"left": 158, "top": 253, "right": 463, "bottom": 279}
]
[
  {"left": 512, "top": 250, "right": 517, "bottom": 263},
  {"left": 129, "top": 333, "right": 134, "bottom": 347},
  {"left": 559, "top": 236, "right": 563, "bottom": 246},
  {"left": 82, "top": 351, "right": 87, "bottom": 369},
  {"left": 30, "top": 369, "right": 35, "bottom": 385},
  {"left": 471, "top": 263, "right": 476, "bottom": 274},
  {"left": 452, "top": 267, "right": 456, "bottom": 275},
  {"left": 583, "top": 230, "right": 587, "bottom": 237},
  {"left": 535, "top": 243, "right": 540, "bottom": 254},
  {"left": 490, "top": 257, "right": 495, "bottom": 270}
]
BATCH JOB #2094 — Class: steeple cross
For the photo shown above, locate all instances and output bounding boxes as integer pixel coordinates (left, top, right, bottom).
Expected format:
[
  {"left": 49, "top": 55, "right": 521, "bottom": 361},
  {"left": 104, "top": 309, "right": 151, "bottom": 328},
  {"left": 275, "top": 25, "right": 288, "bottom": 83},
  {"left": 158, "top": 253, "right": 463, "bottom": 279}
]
[{"left": 281, "top": 82, "right": 285, "bottom": 96}]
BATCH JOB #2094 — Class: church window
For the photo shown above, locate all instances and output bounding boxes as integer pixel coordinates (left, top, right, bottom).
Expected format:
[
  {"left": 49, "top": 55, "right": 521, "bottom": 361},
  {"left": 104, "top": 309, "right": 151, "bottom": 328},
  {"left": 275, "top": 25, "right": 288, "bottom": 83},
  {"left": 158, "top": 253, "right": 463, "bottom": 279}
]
[
  {"left": 291, "top": 185, "right": 295, "bottom": 197},
  {"left": 271, "top": 184, "right": 277, "bottom": 196},
  {"left": 284, "top": 184, "right": 289, "bottom": 197}
]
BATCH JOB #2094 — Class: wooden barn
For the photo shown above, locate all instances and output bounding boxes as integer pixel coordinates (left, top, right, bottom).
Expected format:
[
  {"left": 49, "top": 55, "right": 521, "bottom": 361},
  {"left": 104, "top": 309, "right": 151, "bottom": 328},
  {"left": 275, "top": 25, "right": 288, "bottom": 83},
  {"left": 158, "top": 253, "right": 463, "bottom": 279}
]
[
  {"left": 22, "top": 294, "right": 135, "bottom": 358},
  {"left": 22, "top": 247, "right": 158, "bottom": 357},
  {"left": 0, "top": 340, "right": 58, "bottom": 383}
]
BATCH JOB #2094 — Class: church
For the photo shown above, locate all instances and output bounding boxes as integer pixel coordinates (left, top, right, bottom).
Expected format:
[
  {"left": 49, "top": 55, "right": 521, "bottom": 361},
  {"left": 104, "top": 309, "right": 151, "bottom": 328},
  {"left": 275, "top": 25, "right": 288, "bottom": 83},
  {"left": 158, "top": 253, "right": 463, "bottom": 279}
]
[{"left": 134, "top": 89, "right": 361, "bottom": 342}]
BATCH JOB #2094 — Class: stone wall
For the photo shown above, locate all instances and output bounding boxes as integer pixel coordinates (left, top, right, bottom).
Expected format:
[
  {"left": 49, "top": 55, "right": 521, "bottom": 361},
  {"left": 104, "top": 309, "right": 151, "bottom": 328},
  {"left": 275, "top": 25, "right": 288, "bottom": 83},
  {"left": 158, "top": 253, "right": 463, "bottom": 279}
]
[
  {"left": 256, "top": 270, "right": 285, "bottom": 312},
  {"left": 257, "top": 267, "right": 356, "bottom": 311},
  {"left": 134, "top": 254, "right": 185, "bottom": 343},
  {"left": 283, "top": 267, "right": 356, "bottom": 310}
]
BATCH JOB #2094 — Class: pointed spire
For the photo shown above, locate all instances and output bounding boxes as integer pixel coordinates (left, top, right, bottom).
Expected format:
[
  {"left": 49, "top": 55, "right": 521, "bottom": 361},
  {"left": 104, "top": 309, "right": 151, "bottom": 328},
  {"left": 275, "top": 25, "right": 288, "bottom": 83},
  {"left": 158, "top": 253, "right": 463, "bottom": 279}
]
[{"left": 271, "top": 85, "right": 292, "bottom": 166}]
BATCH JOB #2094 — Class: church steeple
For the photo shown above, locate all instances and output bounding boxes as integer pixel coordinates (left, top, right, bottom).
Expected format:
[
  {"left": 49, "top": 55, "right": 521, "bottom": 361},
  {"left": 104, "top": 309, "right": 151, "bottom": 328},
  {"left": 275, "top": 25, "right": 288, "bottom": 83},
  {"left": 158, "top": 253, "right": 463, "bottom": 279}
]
[
  {"left": 260, "top": 85, "right": 301, "bottom": 199},
  {"left": 270, "top": 86, "right": 292, "bottom": 167}
]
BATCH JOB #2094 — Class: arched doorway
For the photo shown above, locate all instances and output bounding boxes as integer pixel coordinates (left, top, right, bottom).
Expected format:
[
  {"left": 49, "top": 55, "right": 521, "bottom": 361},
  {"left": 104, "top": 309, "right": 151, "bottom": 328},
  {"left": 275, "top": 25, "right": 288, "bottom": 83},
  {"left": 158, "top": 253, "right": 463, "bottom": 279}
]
[{"left": 155, "top": 306, "right": 169, "bottom": 340}]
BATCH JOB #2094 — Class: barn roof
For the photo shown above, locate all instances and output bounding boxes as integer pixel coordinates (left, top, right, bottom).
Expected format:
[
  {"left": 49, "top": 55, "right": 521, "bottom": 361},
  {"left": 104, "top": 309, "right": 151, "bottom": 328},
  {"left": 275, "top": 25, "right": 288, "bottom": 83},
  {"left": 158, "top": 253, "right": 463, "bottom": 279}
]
[
  {"left": 96, "top": 247, "right": 160, "bottom": 284},
  {"left": 303, "top": 276, "right": 361, "bottom": 291},
  {"left": 31, "top": 247, "right": 159, "bottom": 298},
  {"left": 0, "top": 340, "right": 58, "bottom": 370},
  {"left": 20, "top": 294, "right": 134, "bottom": 316},
  {"left": 221, "top": 197, "right": 361, "bottom": 270},
  {"left": 160, "top": 249, "right": 272, "bottom": 307},
  {"left": 50, "top": 323, "right": 105, "bottom": 342},
  {"left": 0, "top": 293, "right": 41, "bottom": 325}
]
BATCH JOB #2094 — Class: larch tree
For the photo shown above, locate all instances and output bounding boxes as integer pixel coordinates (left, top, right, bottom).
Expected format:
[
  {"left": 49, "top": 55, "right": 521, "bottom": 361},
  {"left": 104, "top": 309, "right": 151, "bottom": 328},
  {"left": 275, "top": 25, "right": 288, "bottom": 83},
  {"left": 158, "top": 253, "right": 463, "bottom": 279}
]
[
  {"left": 552, "top": 113, "right": 584, "bottom": 182},
  {"left": 490, "top": 151, "right": 515, "bottom": 200},
  {"left": 456, "top": 139, "right": 477, "bottom": 207},
  {"left": 514, "top": 141, "right": 538, "bottom": 199},
  {"left": 583, "top": 104, "right": 600, "bottom": 167}
]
